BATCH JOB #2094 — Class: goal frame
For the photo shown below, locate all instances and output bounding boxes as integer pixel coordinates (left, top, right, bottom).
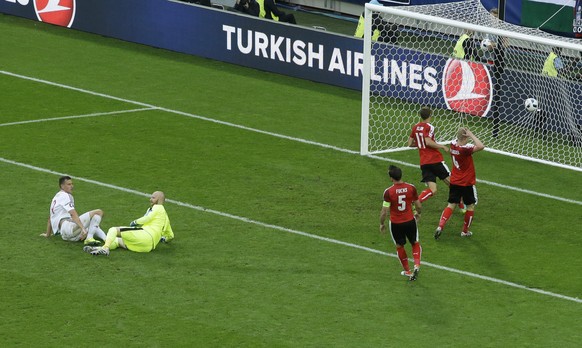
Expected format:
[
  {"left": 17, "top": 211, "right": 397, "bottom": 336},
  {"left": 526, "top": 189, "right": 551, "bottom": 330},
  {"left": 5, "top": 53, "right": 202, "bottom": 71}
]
[{"left": 360, "top": 3, "right": 582, "bottom": 172}]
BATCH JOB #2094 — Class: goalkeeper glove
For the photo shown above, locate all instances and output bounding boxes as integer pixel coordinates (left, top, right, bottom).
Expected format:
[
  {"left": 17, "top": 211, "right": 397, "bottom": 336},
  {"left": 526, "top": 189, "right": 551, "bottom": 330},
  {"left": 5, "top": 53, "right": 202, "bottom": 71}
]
[
  {"left": 160, "top": 236, "right": 167, "bottom": 243},
  {"left": 129, "top": 221, "right": 137, "bottom": 227}
]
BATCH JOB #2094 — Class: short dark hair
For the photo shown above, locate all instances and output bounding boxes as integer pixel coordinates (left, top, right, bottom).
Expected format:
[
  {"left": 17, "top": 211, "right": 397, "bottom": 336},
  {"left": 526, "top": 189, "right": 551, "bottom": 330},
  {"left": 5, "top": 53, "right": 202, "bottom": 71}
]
[
  {"left": 388, "top": 165, "right": 402, "bottom": 181},
  {"left": 419, "top": 107, "right": 432, "bottom": 120},
  {"left": 59, "top": 175, "right": 72, "bottom": 187}
]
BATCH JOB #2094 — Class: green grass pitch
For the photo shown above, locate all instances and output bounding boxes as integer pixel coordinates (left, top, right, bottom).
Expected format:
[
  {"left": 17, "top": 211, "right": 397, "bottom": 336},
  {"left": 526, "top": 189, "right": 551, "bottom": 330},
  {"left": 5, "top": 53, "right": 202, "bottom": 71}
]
[{"left": 0, "top": 13, "right": 581, "bottom": 347}]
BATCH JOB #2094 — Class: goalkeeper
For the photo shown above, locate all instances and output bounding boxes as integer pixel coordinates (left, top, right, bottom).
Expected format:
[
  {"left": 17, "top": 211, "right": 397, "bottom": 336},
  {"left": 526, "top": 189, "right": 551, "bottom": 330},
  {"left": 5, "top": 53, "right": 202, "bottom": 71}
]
[{"left": 84, "top": 191, "right": 174, "bottom": 256}]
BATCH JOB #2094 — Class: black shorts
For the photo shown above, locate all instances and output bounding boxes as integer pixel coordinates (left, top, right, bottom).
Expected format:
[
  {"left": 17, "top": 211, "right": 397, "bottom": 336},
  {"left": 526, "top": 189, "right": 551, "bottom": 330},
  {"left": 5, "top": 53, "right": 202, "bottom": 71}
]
[
  {"left": 448, "top": 185, "right": 478, "bottom": 205},
  {"left": 420, "top": 162, "right": 450, "bottom": 183},
  {"left": 389, "top": 219, "right": 418, "bottom": 246}
]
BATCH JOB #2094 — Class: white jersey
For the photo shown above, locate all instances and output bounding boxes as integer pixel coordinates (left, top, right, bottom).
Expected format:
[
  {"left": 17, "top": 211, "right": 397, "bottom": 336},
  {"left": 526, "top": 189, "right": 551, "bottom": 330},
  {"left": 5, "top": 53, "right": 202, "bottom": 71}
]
[{"left": 50, "top": 191, "right": 75, "bottom": 234}]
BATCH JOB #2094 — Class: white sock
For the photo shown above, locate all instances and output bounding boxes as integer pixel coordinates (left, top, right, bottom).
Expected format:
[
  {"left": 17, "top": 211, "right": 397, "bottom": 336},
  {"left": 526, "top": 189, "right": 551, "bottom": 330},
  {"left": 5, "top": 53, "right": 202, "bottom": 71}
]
[
  {"left": 93, "top": 227, "right": 107, "bottom": 241},
  {"left": 89, "top": 215, "right": 107, "bottom": 240}
]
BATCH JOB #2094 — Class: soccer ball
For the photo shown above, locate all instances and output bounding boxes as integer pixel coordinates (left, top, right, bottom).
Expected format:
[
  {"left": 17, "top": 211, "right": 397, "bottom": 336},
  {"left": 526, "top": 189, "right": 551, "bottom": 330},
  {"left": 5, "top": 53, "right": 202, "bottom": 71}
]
[
  {"left": 480, "top": 38, "right": 492, "bottom": 51},
  {"left": 524, "top": 98, "right": 538, "bottom": 112}
]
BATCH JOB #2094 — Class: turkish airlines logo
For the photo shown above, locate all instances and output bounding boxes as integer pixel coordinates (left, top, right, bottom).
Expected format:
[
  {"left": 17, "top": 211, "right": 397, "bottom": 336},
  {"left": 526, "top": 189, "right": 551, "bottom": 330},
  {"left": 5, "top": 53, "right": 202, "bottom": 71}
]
[
  {"left": 442, "top": 59, "right": 492, "bottom": 117},
  {"left": 34, "top": 0, "right": 75, "bottom": 28}
]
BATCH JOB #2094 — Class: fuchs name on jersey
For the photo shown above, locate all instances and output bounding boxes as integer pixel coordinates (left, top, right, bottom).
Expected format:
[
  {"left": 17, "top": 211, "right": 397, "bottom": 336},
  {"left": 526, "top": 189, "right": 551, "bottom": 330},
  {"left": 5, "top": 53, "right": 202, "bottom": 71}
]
[{"left": 396, "top": 188, "right": 409, "bottom": 194}]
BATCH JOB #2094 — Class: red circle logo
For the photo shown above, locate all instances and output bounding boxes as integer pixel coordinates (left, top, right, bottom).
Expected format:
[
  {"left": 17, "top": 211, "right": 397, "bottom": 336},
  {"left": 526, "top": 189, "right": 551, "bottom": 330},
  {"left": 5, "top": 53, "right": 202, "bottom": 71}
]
[
  {"left": 34, "top": 0, "right": 76, "bottom": 28},
  {"left": 442, "top": 59, "right": 492, "bottom": 117}
]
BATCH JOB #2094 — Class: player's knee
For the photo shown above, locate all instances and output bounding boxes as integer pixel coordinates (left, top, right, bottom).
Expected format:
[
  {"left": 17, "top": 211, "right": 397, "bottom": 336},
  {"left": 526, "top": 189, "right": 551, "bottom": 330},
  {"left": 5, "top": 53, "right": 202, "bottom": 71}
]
[
  {"left": 91, "top": 209, "right": 104, "bottom": 217},
  {"left": 107, "top": 227, "right": 118, "bottom": 237}
]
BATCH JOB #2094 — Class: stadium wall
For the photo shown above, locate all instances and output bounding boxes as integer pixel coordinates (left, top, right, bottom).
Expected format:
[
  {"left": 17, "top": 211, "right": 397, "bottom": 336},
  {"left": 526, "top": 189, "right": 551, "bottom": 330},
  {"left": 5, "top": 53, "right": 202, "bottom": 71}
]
[
  {"left": 0, "top": 0, "right": 365, "bottom": 89},
  {"left": 1, "top": 0, "right": 580, "bottom": 128},
  {"left": 284, "top": 0, "right": 580, "bottom": 38},
  {"left": 284, "top": 0, "right": 467, "bottom": 18}
]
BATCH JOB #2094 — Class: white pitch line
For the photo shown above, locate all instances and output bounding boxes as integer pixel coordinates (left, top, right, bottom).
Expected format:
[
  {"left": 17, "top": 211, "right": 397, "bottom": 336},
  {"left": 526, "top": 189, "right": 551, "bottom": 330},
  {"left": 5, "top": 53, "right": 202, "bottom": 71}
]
[
  {"left": 1, "top": 70, "right": 580, "bottom": 206},
  {"left": 0, "top": 107, "right": 157, "bottom": 128},
  {"left": 365, "top": 154, "right": 582, "bottom": 205},
  {"left": 0, "top": 70, "right": 154, "bottom": 108},
  {"left": 0, "top": 155, "right": 580, "bottom": 304},
  {"left": 477, "top": 179, "right": 582, "bottom": 205}
]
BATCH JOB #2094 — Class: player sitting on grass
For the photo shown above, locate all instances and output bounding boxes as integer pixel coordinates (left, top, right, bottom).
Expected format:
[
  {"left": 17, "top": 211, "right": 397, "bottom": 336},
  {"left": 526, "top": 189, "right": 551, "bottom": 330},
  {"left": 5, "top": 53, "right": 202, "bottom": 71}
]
[
  {"left": 84, "top": 191, "right": 174, "bottom": 256},
  {"left": 41, "top": 175, "right": 107, "bottom": 246}
]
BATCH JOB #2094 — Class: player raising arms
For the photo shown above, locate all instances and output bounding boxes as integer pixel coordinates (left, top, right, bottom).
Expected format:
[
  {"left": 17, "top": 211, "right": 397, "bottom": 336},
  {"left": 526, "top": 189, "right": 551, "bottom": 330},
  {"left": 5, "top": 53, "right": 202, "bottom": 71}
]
[
  {"left": 379, "top": 165, "right": 422, "bottom": 281},
  {"left": 434, "top": 127, "right": 484, "bottom": 239},
  {"left": 407, "top": 107, "right": 451, "bottom": 204}
]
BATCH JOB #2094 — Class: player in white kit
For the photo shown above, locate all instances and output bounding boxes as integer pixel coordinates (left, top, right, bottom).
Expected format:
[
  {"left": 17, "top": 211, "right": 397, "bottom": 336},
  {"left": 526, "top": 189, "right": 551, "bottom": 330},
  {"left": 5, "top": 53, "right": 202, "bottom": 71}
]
[{"left": 41, "top": 176, "right": 107, "bottom": 245}]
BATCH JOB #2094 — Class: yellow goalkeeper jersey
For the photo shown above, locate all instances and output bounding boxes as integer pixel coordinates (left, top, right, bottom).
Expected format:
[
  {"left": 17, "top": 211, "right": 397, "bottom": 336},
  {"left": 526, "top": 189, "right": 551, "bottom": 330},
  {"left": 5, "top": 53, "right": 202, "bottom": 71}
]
[{"left": 135, "top": 204, "right": 174, "bottom": 243}]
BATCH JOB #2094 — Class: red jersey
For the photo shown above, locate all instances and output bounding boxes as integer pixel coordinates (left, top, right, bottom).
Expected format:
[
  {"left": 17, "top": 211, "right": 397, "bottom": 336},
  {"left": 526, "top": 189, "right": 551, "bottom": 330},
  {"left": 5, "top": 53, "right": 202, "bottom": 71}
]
[
  {"left": 410, "top": 122, "right": 444, "bottom": 165},
  {"left": 449, "top": 140, "right": 476, "bottom": 186},
  {"left": 383, "top": 182, "right": 418, "bottom": 223}
]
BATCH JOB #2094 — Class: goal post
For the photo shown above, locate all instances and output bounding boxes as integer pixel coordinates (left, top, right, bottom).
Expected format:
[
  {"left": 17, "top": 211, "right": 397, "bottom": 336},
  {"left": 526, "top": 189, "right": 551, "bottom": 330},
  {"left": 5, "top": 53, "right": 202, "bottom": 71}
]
[
  {"left": 360, "top": 0, "right": 582, "bottom": 171},
  {"left": 360, "top": 2, "right": 373, "bottom": 156}
]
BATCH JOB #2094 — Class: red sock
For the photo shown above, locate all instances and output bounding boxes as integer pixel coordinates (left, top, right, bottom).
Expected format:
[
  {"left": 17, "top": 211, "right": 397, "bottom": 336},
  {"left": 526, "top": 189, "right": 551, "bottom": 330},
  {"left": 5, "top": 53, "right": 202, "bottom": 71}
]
[
  {"left": 459, "top": 201, "right": 465, "bottom": 210},
  {"left": 411, "top": 243, "right": 422, "bottom": 269},
  {"left": 463, "top": 211, "right": 474, "bottom": 232},
  {"left": 419, "top": 188, "right": 433, "bottom": 202},
  {"left": 396, "top": 246, "right": 410, "bottom": 272},
  {"left": 438, "top": 207, "right": 453, "bottom": 229}
]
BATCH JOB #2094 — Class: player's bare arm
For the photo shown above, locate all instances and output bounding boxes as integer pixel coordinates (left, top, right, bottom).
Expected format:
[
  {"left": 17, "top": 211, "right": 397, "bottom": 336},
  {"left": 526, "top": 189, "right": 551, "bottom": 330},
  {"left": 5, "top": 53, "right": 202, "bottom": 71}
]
[
  {"left": 69, "top": 209, "right": 88, "bottom": 240},
  {"left": 465, "top": 129, "right": 485, "bottom": 152},
  {"left": 407, "top": 137, "right": 417, "bottom": 147},
  {"left": 414, "top": 200, "right": 422, "bottom": 221},
  {"left": 379, "top": 206, "right": 389, "bottom": 234},
  {"left": 424, "top": 136, "right": 450, "bottom": 152},
  {"left": 40, "top": 217, "right": 53, "bottom": 238}
]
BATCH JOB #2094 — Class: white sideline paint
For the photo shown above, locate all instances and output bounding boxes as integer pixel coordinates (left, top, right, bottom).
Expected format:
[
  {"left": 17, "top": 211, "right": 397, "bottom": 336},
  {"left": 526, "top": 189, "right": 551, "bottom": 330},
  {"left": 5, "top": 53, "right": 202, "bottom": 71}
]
[
  {"left": 1, "top": 70, "right": 580, "bottom": 206},
  {"left": 0, "top": 155, "right": 580, "bottom": 304},
  {"left": 0, "top": 107, "right": 157, "bottom": 128}
]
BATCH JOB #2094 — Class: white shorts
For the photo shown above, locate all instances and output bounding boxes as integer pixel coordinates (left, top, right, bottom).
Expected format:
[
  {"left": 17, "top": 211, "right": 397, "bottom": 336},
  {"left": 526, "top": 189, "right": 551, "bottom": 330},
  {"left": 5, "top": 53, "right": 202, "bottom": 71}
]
[{"left": 59, "top": 212, "right": 91, "bottom": 242}]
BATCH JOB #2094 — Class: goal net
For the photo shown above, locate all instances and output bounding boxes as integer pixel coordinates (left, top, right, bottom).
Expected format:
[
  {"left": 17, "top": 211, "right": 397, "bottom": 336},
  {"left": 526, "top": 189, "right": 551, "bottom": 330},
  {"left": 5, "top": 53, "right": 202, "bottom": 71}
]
[{"left": 360, "top": 0, "right": 582, "bottom": 171}]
